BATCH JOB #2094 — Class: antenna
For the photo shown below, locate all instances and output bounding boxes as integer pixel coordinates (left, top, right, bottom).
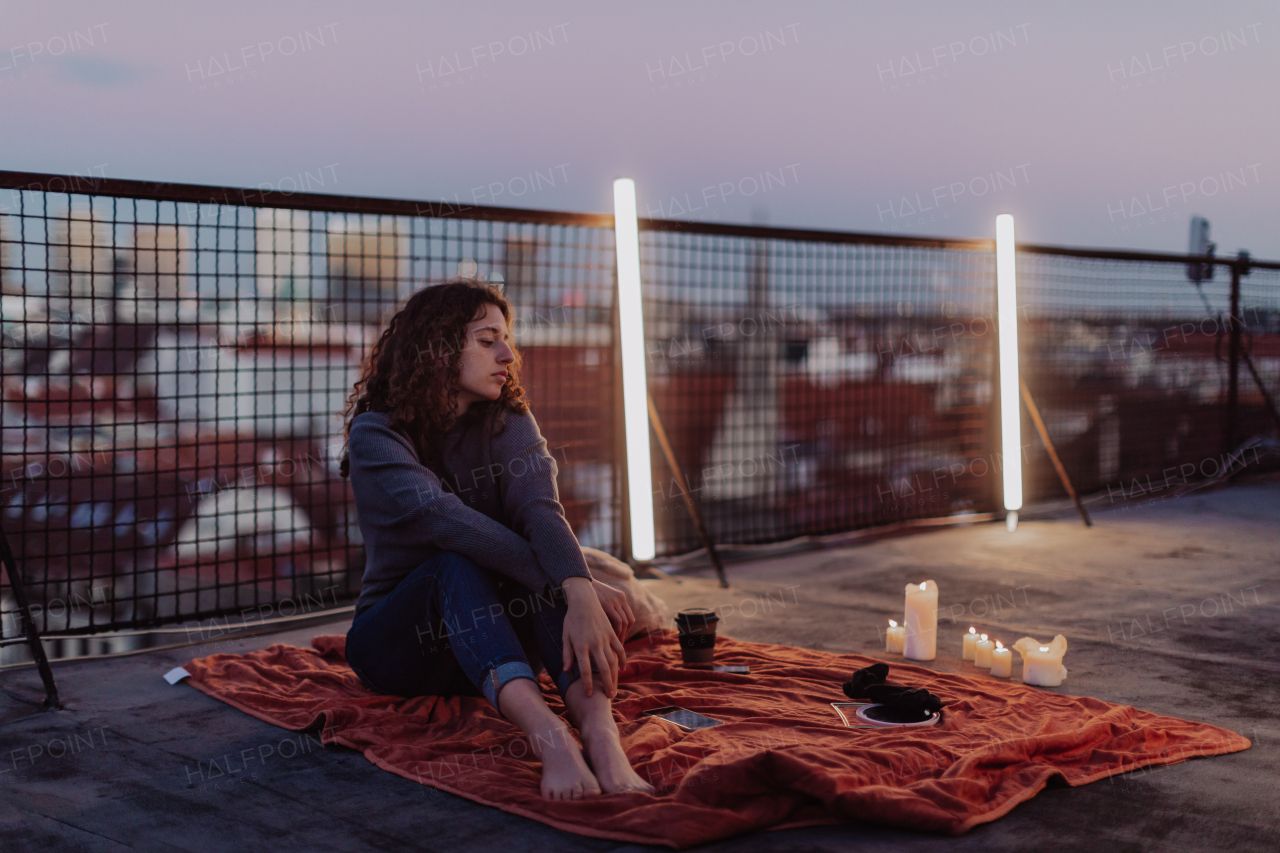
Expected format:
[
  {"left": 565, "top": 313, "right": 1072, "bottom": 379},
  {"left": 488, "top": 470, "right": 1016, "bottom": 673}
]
[{"left": 1187, "top": 215, "right": 1215, "bottom": 282}]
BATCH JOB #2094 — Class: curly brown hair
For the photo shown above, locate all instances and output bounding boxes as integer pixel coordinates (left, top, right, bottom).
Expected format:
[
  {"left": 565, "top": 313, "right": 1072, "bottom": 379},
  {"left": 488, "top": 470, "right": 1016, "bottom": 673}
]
[{"left": 339, "top": 278, "right": 529, "bottom": 477}]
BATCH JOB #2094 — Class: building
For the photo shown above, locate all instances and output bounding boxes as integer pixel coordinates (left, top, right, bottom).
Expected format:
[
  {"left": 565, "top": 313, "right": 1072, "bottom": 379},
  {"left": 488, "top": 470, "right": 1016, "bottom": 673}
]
[
  {"left": 0, "top": 214, "right": 13, "bottom": 293},
  {"left": 503, "top": 235, "right": 539, "bottom": 303},
  {"left": 120, "top": 223, "right": 197, "bottom": 323},
  {"left": 48, "top": 207, "right": 117, "bottom": 323},
  {"left": 325, "top": 218, "right": 407, "bottom": 324},
  {"left": 255, "top": 208, "right": 312, "bottom": 324}
]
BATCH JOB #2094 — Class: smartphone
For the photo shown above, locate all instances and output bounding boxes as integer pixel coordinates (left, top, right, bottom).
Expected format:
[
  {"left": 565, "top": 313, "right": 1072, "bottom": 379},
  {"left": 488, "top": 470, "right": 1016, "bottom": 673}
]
[
  {"left": 638, "top": 705, "right": 724, "bottom": 731},
  {"left": 680, "top": 663, "right": 750, "bottom": 674}
]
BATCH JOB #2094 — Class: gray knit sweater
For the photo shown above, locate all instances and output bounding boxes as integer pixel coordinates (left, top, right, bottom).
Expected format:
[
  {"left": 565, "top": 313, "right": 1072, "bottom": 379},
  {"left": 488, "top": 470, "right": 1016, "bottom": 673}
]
[{"left": 347, "top": 407, "right": 593, "bottom": 619}]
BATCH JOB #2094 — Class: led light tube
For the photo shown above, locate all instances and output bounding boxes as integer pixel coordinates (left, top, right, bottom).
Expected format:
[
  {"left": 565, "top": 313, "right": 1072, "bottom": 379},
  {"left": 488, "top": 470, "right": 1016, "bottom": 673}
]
[
  {"left": 613, "top": 178, "right": 656, "bottom": 560},
  {"left": 995, "top": 213, "right": 1022, "bottom": 532}
]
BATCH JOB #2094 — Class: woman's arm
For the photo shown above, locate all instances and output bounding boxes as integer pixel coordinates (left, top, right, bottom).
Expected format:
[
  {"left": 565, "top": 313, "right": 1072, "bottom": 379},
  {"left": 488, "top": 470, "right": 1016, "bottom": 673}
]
[
  {"left": 493, "top": 411, "right": 632, "bottom": 693},
  {"left": 492, "top": 411, "right": 594, "bottom": 589},
  {"left": 347, "top": 414, "right": 555, "bottom": 594}
]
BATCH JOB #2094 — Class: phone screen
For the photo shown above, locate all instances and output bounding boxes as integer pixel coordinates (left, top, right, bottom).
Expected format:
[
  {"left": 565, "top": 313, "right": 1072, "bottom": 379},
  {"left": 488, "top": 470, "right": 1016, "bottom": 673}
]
[{"left": 646, "top": 707, "right": 723, "bottom": 731}]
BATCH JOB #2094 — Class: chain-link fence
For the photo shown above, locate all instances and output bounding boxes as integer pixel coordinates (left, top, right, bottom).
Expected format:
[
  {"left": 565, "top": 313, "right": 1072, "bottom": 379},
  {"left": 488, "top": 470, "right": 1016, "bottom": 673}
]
[
  {"left": 1015, "top": 248, "right": 1280, "bottom": 511},
  {"left": 1, "top": 171, "right": 1276, "bottom": 661},
  {"left": 640, "top": 225, "right": 998, "bottom": 555},
  {"left": 0, "top": 173, "right": 620, "bottom": 657}
]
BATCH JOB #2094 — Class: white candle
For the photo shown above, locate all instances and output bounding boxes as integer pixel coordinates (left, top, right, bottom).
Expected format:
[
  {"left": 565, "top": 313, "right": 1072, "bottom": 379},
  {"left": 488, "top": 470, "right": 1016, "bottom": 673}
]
[
  {"left": 1014, "top": 635, "right": 1068, "bottom": 687},
  {"left": 974, "top": 633, "right": 994, "bottom": 668},
  {"left": 990, "top": 640, "right": 1012, "bottom": 677},
  {"left": 885, "top": 619, "right": 905, "bottom": 654},
  {"left": 903, "top": 580, "right": 938, "bottom": 661},
  {"left": 962, "top": 626, "right": 978, "bottom": 661}
]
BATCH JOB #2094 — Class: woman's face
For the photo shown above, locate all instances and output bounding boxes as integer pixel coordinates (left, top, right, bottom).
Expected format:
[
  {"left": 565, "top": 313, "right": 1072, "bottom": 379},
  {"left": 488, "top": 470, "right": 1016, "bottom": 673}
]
[{"left": 453, "top": 302, "right": 515, "bottom": 414}]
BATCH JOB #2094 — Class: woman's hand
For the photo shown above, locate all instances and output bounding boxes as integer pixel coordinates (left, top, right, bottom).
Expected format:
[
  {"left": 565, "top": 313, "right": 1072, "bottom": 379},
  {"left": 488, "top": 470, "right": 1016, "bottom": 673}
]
[
  {"left": 560, "top": 577, "right": 627, "bottom": 698},
  {"left": 591, "top": 579, "right": 635, "bottom": 644}
]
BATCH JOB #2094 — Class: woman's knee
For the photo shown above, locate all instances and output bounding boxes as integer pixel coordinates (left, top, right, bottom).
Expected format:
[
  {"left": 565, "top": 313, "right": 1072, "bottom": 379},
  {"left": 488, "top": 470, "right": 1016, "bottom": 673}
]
[
  {"left": 500, "top": 583, "right": 550, "bottom": 621},
  {"left": 418, "top": 550, "right": 487, "bottom": 581},
  {"left": 408, "top": 552, "right": 491, "bottom": 600}
]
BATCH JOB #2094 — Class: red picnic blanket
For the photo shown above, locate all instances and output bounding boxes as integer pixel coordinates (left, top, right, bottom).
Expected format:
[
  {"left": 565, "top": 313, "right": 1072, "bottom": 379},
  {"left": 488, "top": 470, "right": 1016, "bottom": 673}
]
[{"left": 178, "top": 630, "right": 1249, "bottom": 848}]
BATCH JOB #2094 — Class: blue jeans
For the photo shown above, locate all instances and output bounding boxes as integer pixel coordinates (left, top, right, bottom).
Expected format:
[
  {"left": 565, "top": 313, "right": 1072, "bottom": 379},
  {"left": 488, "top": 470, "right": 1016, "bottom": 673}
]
[{"left": 344, "top": 551, "right": 589, "bottom": 719}]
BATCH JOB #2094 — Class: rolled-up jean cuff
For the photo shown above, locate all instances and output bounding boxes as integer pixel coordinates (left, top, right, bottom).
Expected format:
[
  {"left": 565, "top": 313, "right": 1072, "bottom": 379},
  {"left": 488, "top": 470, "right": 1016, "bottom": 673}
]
[{"left": 483, "top": 660, "right": 539, "bottom": 713}]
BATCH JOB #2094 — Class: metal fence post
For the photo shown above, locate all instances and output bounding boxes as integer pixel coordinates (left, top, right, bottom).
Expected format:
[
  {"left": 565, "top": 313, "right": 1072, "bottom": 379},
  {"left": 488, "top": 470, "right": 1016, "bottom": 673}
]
[
  {"left": 0, "top": 524, "right": 62, "bottom": 709},
  {"left": 610, "top": 259, "right": 632, "bottom": 565},
  {"left": 1226, "top": 256, "right": 1243, "bottom": 454}
]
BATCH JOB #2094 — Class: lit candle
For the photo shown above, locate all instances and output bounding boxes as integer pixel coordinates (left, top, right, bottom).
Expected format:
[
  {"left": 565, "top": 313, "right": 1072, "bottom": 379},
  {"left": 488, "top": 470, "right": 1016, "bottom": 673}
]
[
  {"left": 974, "top": 633, "right": 994, "bottom": 668},
  {"left": 885, "top": 619, "right": 905, "bottom": 654},
  {"left": 1014, "top": 635, "right": 1068, "bottom": 687},
  {"left": 962, "top": 626, "right": 978, "bottom": 661},
  {"left": 903, "top": 580, "right": 938, "bottom": 661},
  {"left": 990, "top": 640, "right": 1012, "bottom": 677}
]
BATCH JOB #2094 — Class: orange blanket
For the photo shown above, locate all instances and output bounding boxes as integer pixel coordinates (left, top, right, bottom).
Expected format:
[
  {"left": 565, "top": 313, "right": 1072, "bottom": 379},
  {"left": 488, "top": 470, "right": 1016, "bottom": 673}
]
[{"left": 181, "top": 630, "right": 1249, "bottom": 848}]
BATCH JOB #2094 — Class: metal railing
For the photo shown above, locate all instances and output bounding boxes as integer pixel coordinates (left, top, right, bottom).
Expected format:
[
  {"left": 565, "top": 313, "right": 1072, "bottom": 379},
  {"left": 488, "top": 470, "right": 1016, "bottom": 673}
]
[{"left": 1, "top": 170, "right": 1277, "bottom": 662}]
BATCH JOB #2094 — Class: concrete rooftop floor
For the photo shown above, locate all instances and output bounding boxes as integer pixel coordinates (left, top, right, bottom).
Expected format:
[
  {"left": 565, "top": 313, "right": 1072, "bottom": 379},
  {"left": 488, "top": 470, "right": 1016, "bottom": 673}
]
[{"left": 2, "top": 480, "right": 1277, "bottom": 852}]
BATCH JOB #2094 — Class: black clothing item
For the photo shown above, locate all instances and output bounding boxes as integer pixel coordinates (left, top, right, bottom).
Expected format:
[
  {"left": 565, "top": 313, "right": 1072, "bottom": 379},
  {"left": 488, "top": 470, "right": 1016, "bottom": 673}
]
[{"left": 842, "top": 663, "right": 944, "bottom": 723}]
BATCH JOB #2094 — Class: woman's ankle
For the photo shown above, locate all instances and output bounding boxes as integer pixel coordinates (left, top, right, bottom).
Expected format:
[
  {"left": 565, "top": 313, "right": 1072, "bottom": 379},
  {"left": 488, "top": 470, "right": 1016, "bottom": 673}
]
[
  {"left": 497, "top": 675, "right": 560, "bottom": 730},
  {"left": 577, "top": 712, "right": 619, "bottom": 743},
  {"left": 564, "top": 691, "right": 617, "bottom": 740},
  {"left": 526, "top": 718, "right": 576, "bottom": 760}
]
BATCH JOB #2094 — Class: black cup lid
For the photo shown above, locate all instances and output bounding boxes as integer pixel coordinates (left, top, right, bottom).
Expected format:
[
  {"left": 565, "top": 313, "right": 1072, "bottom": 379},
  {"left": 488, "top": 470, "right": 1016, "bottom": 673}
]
[{"left": 674, "top": 608, "right": 719, "bottom": 627}]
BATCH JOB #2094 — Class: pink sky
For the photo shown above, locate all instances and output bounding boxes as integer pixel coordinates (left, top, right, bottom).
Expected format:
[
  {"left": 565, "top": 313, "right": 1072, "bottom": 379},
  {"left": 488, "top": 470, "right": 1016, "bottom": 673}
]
[{"left": 3, "top": 0, "right": 1277, "bottom": 257}]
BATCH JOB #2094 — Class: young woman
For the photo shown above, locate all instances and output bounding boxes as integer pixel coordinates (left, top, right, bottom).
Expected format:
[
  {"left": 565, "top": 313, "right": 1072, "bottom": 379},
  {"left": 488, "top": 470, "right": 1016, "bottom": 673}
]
[{"left": 340, "top": 278, "right": 654, "bottom": 800}]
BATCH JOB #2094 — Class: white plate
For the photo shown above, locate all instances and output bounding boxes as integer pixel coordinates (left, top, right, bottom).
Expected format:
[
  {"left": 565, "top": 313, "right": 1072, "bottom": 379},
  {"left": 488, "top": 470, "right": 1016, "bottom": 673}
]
[{"left": 855, "top": 704, "right": 941, "bottom": 727}]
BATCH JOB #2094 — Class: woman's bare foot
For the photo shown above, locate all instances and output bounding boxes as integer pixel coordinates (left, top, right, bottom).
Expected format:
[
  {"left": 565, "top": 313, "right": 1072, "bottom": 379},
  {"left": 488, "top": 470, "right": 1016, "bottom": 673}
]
[
  {"left": 497, "top": 678, "right": 602, "bottom": 800},
  {"left": 579, "top": 720, "right": 656, "bottom": 795},
  {"left": 530, "top": 720, "right": 602, "bottom": 800},
  {"left": 559, "top": 671, "right": 655, "bottom": 795}
]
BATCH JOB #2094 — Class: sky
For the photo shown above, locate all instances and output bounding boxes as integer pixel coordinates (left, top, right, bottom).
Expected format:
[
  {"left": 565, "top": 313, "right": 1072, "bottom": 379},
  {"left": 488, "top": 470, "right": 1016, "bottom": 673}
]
[{"left": 2, "top": 0, "right": 1278, "bottom": 257}]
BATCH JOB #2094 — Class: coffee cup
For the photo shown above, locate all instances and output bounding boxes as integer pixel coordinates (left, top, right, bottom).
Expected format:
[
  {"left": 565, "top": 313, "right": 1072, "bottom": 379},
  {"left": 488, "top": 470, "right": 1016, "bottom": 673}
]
[{"left": 674, "top": 607, "right": 719, "bottom": 664}]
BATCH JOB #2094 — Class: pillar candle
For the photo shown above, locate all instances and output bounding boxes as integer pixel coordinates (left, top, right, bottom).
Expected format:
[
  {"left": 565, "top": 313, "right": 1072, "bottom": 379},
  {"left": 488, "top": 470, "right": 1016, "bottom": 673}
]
[
  {"left": 903, "top": 580, "right": 938, "bottom": 661},
  {"left": 974, "top": 633, "right": 994, "bottom": 668},
  {"left": 885, "top": 619, "right": 905, "bottom": 654},
  {"left": 990, "top": 640, "right": 1012, "bottom": 677},
  {"left": 962, "top": 626, "right": 978, "bottom": 661},
  {"left": 1014, "top": 635, "right": 1068, "bottom": 687}
]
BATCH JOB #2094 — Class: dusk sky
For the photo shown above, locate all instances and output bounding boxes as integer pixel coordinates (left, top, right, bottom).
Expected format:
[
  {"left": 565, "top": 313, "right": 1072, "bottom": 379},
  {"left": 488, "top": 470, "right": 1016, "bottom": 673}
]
[{"left": 4, "top": 1, "right": 1278, "bottom": 257}]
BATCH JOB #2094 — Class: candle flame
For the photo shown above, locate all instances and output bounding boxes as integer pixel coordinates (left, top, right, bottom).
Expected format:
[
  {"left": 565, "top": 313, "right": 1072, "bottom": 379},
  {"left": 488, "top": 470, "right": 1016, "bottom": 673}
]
[
  {"left": 889, "top": 619, "right": 898, "bottom": 627},
  {"left": 1039, "top": 646, "right": 1049, "bottom": 652},
  {"left": 995, "top": 640, "right": 1004, "bottom": 650},
  {"left": 980, "top": 633, "right": 989, "bottom": 641},
  {"left": 919, "top": 582, "right": 927, "bottom": 591},
  {"left": 968, "top": 626, "right": 976, "bottom": 634}
]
